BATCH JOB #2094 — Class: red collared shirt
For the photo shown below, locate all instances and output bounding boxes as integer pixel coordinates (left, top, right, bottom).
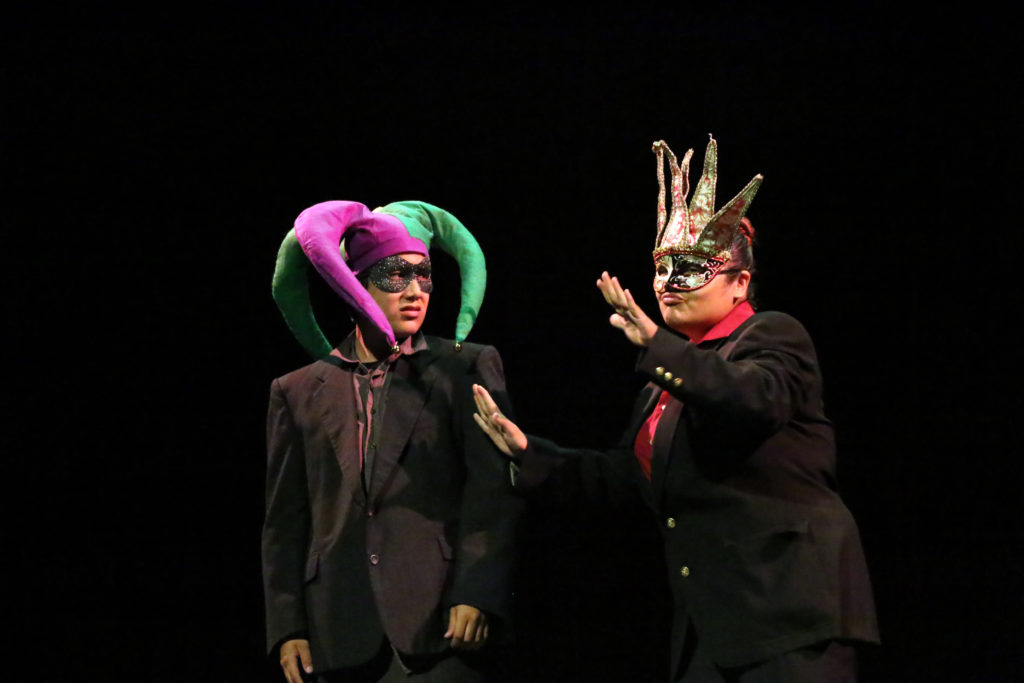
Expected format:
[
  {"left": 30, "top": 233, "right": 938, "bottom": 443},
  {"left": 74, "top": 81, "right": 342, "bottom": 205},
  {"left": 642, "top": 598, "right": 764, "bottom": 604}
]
[
  {"left": 632, "top": 301, "right": 755, "bottom": 480},
  {"left": 689, "top": 300, "right": 755, "bottom": 345}
]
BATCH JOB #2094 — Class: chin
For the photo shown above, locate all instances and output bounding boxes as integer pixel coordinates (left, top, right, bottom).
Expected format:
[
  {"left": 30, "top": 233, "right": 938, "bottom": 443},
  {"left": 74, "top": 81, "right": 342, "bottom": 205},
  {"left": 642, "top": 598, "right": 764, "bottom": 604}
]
[
  {"left": 660, "top": 308, "right": 690, "bottom": 330},
  {"left": 392, "top": 322, "right": 424, "bottom": 339}
]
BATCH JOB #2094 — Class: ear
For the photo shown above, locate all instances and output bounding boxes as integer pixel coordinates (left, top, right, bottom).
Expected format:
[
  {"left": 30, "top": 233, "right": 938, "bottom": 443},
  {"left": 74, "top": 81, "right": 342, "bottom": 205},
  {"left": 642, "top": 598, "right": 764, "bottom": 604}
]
[{"left": 733, "top": 270, "right": 752, "bottom": 300}]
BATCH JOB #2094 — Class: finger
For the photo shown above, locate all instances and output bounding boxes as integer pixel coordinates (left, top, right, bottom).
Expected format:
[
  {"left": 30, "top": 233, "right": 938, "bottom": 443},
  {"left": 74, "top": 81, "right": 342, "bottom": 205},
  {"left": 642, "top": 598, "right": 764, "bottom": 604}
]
[
  {"left": 473, "top": 413, "right": 509, "bottom": 453},
  {"left": 624, "top": 288, "right": 645, "bottom": 317},
  {"left": 603, "top": 278, "right": 629, "bottom": 314},
  {"left": 597, "top": 272, "right": 618, "bottom": 307},
  {"left": 609, "top": 276, "right": 630, "bottom": 308},
  {"left": 297, "top": 642, "right": 313, "bottom": 675},
  {"left": 451, "top": 608, "right": 475, "bottom": 649},
  {"left": 472, "top": 410, "right": 492, "bottom": 434},
  {"left": 473, "top": 388, "right": 496, "bottom": 424},
  {"left": 475, "top": 383, "right": 501, "bottom": 416},
  {"left": 461, "top": 617, "right": 478, "bottom": 645},
  {"left": 463, "top": 616, "right": 487, "bottom": 650},
  {"left": 596, "top": 271, "right": 614, "bottom": 302},
  {"left": 281, "top": 655, "right": 301, "bottom": 683},
  {"left": 445, "top": 606, "right": 457, "bottom": 638},
  {"left": 472, "top": 412, "right": 493, "bottom": 436},
  {"left": 493, "top": 413, "right": 515, "bottom": 433},
  {"left": 496, "top": 415, "right": 527, "bottom": 453}
]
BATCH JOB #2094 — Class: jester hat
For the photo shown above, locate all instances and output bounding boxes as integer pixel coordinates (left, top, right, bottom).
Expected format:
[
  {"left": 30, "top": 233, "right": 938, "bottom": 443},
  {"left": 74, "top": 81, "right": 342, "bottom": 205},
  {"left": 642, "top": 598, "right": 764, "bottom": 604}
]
[
  {"left": 652, "top": 136, "right": 763, "bottom": 265},
  {"left": 272, "top": 200, "right": 486, "bottom": 357}
]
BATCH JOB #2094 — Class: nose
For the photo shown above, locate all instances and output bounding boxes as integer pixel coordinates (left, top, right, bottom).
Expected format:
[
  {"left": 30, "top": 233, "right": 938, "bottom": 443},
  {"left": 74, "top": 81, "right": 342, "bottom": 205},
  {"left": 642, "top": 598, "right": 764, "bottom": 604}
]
[
  {"left": 666, "top": 276, "right": 686, "bottom": 291},
  {"left": 403, "top": 279, "right": 423, "bottom": 297}
]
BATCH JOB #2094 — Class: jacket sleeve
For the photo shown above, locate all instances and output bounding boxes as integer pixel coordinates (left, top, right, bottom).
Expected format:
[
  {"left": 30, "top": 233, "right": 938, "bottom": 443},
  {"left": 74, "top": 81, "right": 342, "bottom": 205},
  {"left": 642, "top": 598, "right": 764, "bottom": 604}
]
[
  {"left": 262, "top": 378, "right": 311, "bottom": 653},
  {"left": 513, "top": 387, "right": 657, "bottom": 506},
  {"left": 636, "top": 313, "right": 822, "bottom": 437},
  {"left": 446, "top": 346, "right": 524, "bottom": 621}
]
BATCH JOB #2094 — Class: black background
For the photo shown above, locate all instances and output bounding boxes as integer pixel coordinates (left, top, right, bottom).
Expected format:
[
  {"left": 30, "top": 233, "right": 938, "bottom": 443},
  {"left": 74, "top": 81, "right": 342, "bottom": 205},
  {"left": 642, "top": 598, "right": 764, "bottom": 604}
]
[{"left": 7, "top": 4, "right": 1021, "bottom": 682}]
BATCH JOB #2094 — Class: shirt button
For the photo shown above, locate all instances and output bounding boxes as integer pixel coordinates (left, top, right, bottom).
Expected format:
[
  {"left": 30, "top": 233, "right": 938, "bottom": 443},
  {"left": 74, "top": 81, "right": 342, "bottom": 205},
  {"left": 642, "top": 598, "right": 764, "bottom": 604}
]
[
  {"left": 666, "top": 517, "right": 676, "bottom": 528},
  {"left": 655, "top": 367, "right": 665, "bottom": 376},
  {"left": 663, "top": 371, "right": 674, "bottom": 381},
  {"left": 680, "top": 566, "right": 690, "bottom": 578},
  {"left": 369, "top": 554, "right": 380, "bottom": 565},
  {"left": 673, "top": 377, "right": 683, "bottom": 387}
]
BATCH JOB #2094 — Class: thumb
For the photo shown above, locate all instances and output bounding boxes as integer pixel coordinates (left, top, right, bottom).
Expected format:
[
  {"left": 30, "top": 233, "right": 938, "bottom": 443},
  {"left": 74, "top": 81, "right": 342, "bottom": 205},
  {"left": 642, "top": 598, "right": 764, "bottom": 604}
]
[
  {"left": 494, "top": 414, "right": 522, "bottom": 442},
  {"left": 609, "top": 313, "right": 629, "bottom": 330}
]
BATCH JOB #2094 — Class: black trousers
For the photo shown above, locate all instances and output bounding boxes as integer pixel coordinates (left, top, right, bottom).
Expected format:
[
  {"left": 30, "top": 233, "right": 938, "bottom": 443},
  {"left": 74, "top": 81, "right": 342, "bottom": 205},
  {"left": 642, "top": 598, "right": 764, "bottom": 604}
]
[
  {"left": 318, "top": 638, "right": 501, "bottom": 683},
  {"left": 676, "top": 621, "right": 858, "bottom": 683}
]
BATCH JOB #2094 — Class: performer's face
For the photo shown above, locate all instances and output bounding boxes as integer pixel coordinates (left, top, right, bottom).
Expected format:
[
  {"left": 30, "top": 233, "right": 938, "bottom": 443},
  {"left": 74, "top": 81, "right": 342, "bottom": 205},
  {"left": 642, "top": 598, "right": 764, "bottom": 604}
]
[
  {"left": 366, "top": 252, "right": 431, "bottom": 339},
  {"left": 654, "top": 266, "right": 750, "bottom": 340}
]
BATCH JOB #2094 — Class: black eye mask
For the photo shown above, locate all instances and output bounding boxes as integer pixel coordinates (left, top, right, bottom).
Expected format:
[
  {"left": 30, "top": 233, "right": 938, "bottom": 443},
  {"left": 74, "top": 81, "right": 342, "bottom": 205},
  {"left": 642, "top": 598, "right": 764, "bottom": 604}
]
[
  {"left": 366, "top": 256, "right": 433, "bottom": 293},
  {"left": 654, "top": 254, "right": 727, "bottom": 292}
]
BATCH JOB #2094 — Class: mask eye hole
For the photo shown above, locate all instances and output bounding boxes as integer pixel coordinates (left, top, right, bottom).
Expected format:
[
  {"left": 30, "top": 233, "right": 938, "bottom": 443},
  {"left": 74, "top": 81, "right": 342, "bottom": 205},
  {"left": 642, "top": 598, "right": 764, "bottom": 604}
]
[{"left": 656, "top": 265, "right": 669, "bottom": 277}]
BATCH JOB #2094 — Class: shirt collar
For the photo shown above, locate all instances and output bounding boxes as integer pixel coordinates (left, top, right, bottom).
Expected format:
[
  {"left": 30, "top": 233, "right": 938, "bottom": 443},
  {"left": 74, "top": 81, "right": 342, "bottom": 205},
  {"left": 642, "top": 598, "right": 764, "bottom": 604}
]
[
  {"left": 690, "top": 300, "right": 755, "bottom": 345},
  {"left": 332, "top": 330, "right": 428, "bottom": 364}
]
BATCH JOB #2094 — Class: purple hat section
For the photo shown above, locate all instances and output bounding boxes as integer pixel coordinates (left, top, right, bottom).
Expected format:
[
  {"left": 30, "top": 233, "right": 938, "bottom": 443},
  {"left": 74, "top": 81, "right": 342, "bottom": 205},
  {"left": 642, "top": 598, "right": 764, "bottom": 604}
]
[
  {"left": 344, "top": 214, "right": 428, "bottom": 274},
  {"left": 293, "top": 201, "right": 426, "bottom": 349}
]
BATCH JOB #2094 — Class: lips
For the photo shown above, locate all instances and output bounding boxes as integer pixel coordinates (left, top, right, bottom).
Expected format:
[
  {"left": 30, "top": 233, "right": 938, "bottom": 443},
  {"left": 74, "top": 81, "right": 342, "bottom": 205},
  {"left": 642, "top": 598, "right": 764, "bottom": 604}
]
[{"left": 660, "top": 294, "right": 686, "bottom": 305}]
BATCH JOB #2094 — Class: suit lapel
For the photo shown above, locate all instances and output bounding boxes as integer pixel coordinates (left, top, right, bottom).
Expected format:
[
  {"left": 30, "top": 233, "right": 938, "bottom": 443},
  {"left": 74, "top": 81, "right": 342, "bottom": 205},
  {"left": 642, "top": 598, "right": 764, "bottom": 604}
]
[
  {"left": 649, "top": 396, "right": 683, "bottom": 509},
  {"left": 638, "top": 382, "right": 662, "bottom": 418},
  {"left": 646, "top": 325, "right": 748, "bottom": 503},
  {"left": 628, "top": 384, "right": 663, "bottom": 512},
  {"left": 367, "top": 348, "right": 439, "bottom": 507},
  {"left": 314, "top": 360, "right": 367, "bottom": 508}
]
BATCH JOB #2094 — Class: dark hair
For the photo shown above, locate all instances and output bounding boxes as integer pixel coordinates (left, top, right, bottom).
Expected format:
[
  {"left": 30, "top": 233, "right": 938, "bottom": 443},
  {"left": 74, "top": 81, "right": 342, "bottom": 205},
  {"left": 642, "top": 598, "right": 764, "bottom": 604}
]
[{"left": 723, "top": 217, "right": 757, "bottom": 307}]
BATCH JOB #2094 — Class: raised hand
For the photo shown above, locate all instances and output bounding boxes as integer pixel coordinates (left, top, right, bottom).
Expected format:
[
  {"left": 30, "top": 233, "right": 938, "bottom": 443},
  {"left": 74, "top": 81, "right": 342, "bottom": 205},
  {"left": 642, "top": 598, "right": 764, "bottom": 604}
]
[
  {"left": 596, "top": 271, "right": 659, "bottom": 347},
  {"left": 472, "top": 384, "right": 527, "bottom": 457}
]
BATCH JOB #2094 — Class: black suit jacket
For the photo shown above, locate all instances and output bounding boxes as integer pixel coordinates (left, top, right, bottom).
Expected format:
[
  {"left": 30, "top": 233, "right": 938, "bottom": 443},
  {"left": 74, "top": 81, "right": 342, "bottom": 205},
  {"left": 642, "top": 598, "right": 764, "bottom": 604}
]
[
  {"left": 519, "top": 311, "right": 879, "bottom": 675},
  {"left": 262, "top": 336, "right": 521, "bottom": 673}
]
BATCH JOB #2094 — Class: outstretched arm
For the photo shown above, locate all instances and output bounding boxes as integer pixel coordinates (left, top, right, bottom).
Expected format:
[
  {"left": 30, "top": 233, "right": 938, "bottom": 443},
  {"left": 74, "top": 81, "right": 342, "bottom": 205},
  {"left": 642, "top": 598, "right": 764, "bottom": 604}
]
[{"left": 472, "top": 380, "right": 652, "bottom": 507}]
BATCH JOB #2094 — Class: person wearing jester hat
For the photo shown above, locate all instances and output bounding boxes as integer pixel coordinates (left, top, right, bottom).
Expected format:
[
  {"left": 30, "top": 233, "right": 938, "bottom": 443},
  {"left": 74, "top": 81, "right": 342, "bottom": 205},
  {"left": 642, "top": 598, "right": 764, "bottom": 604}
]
[
  {"left": 263, "top": 200, "right": 522, "bottom": 682},
  {"left": 473, "top": 138, "right": 879, "bottom": 682}
]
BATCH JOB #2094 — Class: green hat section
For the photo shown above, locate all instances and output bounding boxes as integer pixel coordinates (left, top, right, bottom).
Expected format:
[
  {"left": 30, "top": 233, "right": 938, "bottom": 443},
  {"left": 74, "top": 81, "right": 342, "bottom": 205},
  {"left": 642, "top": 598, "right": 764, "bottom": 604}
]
[
  {"left": 374, "top": 201, "right": 487, "bottom": 346},
  {"left": 272, "top": 200, "right": 487, "bottom": 358},
  {"left": 273, "top": 229, "right": 334, "bottom": 358}
]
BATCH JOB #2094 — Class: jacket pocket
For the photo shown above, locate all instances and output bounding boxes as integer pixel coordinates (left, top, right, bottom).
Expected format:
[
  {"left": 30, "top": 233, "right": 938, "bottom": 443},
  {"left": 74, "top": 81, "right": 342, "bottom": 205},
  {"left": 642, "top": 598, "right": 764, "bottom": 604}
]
[
  {"left": 437, "top": 535, "right": 454, "bottom": 561},
  {"left": 303, "top": 552, "right": 320, "bottom": 584},
  {"left": 724, "top": 519, "right": 812, "bottom": 564},
  {"left": 726, "top": 518, "right": 810, "bottom": 544}
]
